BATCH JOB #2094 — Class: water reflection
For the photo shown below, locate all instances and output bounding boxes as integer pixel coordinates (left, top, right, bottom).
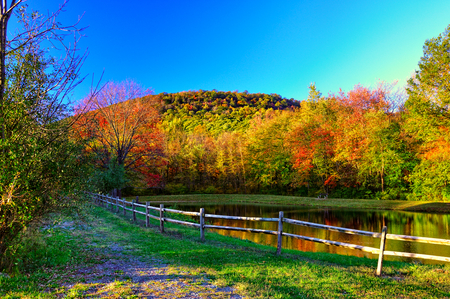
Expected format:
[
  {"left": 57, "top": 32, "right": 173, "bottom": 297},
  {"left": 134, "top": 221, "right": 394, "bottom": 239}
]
[{"left": 174, "top": 203, "right": 450, "bottom": 264}]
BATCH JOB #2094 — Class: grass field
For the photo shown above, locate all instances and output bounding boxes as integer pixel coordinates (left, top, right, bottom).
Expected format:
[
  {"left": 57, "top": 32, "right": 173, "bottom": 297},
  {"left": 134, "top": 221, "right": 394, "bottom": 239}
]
[
  {"left": 1, "top": 200, "right": 449, "bottom": 298},
  {"left": 129, "top": 193, "right": 450, "bottom": 213}
]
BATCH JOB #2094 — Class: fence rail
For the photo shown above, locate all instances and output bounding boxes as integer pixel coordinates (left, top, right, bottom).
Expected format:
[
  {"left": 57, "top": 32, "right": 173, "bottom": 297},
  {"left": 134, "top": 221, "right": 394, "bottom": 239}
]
[
  {"left": 283, "top": 218, "right": 380, "bottom": 238},
  {"left": 90, "top": 192, "right": 450, "bottom": 275}
]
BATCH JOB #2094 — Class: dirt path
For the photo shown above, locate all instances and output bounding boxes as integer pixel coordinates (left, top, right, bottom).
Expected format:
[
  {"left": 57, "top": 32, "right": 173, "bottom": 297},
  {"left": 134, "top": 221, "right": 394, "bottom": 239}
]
[{"left": 47, "top": 218, "right": 243, "bottom": 298}]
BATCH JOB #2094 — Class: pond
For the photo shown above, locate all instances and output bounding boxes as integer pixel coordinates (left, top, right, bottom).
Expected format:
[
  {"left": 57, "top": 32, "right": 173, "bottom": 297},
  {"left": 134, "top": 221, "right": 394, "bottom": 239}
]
[{"left": 170, "top": 203, "right": 450, "bottom": 264}]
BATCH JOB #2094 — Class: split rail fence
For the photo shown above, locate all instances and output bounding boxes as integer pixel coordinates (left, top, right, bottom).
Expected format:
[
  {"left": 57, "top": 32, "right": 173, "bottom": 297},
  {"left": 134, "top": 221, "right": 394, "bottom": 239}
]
[{"left": 91, "top": 193, "right": 450, "bottom": 276}]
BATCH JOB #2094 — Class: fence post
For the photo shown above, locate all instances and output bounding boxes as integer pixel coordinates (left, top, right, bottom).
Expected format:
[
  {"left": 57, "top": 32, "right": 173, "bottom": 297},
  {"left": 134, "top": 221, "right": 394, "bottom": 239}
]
[
  {"left": 277, "top": 211, "right": 284, "bottom": 255},
  {"left": 123, "top": 197, "right": 126, "bottom": 216},
  {"left": 136, "top": 195, "right": 139, "bottom": 203},
  {"left": 116, "top": 196, "right": 120, "bottom": 213},
  {"left": 132, "top": 199, "right": 136, "bottom": 222},
  {"left": 200, "top": 208, "right": 205, "bottom": 241},
  {"left": 145, "top": 202, "right": 150, "bottom": 227},
  {"left": 160, "top": 204, "right": 164, "bottom": 233},
  {"left": 376, "top": 226, "right": 388, "bottom": 276}
]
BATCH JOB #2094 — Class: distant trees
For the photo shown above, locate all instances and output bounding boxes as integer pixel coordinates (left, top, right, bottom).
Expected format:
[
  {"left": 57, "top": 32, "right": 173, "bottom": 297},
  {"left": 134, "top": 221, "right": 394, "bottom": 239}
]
[
  {"left": 246, "top": 110, "right": 297, "bottom": 193},
  {"left": 160, "top": 90, "right": 300, "bottom": 134},
  {"left": 290, "top": 93, "right": 337, "bottom": 195},
  {"left": 68, "top": 24, "right": 449, "bottom": 201},
  {"left": 156, "top": 83, "right": 410, "bottom": 198},
  {"left": 331, "top": 83, "right": 407, "bottom": 197},
  {"left": 147, "top": 85, "right": 411, "bottom": 197},
  {"left": 74, "top": 80, "right": 165, "bottom": 193},
  {"left": 65, "top": 24, "right": 450, "bottom": 201}
]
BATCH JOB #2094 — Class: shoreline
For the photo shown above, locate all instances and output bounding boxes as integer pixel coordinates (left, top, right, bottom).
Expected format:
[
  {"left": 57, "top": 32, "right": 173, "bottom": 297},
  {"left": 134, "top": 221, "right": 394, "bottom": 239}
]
[{"left": 128, "top": 194, "right": 450, "bottom": 213}]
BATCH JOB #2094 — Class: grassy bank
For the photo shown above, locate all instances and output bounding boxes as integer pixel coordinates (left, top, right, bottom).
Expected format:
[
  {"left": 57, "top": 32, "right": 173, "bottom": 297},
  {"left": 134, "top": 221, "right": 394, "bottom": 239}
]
[
  {"left": 1, "top": 203, "right": 449, "bottom": 298},
  {"left": 130, "top": 194, "right": 450, "bottom": 213}
]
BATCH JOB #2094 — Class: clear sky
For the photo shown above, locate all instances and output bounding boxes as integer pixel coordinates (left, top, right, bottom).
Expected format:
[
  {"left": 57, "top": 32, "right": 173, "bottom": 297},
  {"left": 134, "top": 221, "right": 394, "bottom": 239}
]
[{"left": 9, "top": 0, "right": 450, "bottom": 102}]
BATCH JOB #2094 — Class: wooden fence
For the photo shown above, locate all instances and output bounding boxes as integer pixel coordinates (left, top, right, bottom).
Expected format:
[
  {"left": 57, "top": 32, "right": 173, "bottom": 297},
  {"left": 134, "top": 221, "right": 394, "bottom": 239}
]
[{"left": 91, "top": 193, "right": 450, "bottom": 276}]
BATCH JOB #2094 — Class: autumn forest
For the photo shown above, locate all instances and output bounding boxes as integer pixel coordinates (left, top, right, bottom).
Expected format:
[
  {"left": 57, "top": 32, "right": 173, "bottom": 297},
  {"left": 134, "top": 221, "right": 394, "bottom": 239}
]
[{"left": 72, "top": 22, "right": 450, "bottom": 202}]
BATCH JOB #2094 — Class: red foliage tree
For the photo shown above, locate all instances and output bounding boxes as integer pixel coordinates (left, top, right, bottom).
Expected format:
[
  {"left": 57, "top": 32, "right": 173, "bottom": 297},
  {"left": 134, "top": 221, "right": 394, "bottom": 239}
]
[{"left": 73, "top": 80, "right": 165, "bottom": 188}]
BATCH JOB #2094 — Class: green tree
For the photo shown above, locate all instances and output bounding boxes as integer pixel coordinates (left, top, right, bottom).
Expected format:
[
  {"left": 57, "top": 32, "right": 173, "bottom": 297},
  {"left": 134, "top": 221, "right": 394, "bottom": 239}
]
[
  {"left": 90, "top": 158, "right": 128, "bottom": 194},
  {"left": 247, "top": 110, "right": 297, "bottom": 193},
  {"left": 307, "top": 82, "right": 322, "bottom": 103},
  {"left": 405, "top": 24, "right": 450, "bottom": 201}
]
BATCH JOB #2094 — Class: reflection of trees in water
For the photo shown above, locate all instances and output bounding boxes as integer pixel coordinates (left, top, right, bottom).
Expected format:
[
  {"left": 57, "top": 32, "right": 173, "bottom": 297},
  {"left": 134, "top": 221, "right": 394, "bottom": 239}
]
[{"left": 176, "top": 204, "right": 450, "bottom": 263}]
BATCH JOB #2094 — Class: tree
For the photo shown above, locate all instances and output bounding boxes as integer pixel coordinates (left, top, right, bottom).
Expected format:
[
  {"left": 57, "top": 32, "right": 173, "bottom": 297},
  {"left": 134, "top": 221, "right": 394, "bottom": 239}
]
[
  {"left": 74, "top": 80, "right": 165, "bottom": 193},
  {"left": 289, "top": 83, "right": 408, "bottom": 198},
  {"left": 215, "top": 131, "right": 247, "bottom": 193},
  {"left": 290, "top": 99, "right": 337, "bottom": 195},
  {"left": 306, "top": 82, "right": 322, "bottom": 104},
  {"left": 0, "top": 1, "right": 89, "bottom": 269},
  {"left": 246, "top": 110, "right": 296, "bottom": 193},
  {"left": 405, "top": 24, "right": 450, "bottom": 201},
  {"left": 332, "top": 83, "right": 407, "bottom": 198}
]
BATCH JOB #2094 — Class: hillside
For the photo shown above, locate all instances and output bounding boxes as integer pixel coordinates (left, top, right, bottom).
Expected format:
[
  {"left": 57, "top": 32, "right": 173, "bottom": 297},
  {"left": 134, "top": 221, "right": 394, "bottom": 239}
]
[{"left": 155, "top": 90, "right": 300, "bottom": 133}]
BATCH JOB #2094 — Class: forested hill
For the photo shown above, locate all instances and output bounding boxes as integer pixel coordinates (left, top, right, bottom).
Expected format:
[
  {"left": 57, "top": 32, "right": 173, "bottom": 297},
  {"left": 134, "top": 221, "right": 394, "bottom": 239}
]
[{"left": 155, "top": 90, "right": 300, "bottom": 133}]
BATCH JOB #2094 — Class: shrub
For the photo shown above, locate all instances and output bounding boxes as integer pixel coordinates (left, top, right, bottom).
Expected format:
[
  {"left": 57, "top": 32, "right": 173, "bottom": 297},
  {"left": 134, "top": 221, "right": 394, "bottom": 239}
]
[
  {"left": 165, "top": 183, "right": 188, "bottom": 195},
  {"left": 201, "top": 185, "right": 218, "bottom": 194}
]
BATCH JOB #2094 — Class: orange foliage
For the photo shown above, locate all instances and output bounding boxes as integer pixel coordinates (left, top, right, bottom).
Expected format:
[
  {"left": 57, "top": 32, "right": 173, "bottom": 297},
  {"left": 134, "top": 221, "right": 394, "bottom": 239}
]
[
  {"left": 290, "top": 82, "right": 398, "bottom": 191},
  {"left": 422, "top": 137, "right": 450, "bottom": 161},
  {"left": 73, "top": 80, "right": 165, "bottom": 187}
]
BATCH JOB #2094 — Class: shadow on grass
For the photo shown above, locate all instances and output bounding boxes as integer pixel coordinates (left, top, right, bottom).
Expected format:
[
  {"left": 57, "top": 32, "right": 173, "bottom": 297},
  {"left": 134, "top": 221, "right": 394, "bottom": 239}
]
[{"left": 400, "top": 202, "right": 450, "bottom": 213}]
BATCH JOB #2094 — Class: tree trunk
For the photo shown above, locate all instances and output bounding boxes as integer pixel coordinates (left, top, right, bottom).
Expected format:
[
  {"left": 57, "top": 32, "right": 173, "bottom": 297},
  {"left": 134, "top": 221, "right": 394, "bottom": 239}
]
[
  {"left": 0, "top": 1, "right": 18, "bottom": 146},
  {"left": 1, "top": 6, "right": 8, "bottom": 146},
  {"left": 381, "top": 157, "right": 385, "bottom": 193}
]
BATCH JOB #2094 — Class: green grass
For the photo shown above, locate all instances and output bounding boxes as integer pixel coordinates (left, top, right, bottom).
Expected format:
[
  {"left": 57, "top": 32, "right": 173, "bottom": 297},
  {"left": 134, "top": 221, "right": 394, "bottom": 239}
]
[
  {"left": 1, "top": 203, "right": 450, "bottom": 298},
  {"left": 130, "top": 194, "right": 450, "bottom": 213}
]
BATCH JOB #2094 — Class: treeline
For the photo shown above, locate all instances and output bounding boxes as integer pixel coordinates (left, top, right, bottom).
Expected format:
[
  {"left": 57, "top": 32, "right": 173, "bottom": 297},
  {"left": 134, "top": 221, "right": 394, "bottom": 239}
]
[
  {"left": 74, "top": 24, "right": 450, "bottom": 201},
  {"left": 156, "top": 89, "right": 299, "bottom": 133},
  {"left": 154, "top": 75, "right": 445, "bottom": 201},
  {"left": 158, "top": 83, "right": 410, "bottom": 199}
]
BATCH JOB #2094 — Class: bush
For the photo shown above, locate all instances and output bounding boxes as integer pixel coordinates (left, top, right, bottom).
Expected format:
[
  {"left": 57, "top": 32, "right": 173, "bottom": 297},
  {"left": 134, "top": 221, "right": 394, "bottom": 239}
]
[
  {"left": 165, "top": 183, "right": 188, "bottom": 195},
  {"left": 89, "top": 158, "right": 128, "bottom": 194},
  {"left": 375, "top": 188, "right": 408, "bottom": 201},
  {"left": 200, "top": 185, "right": 218, "bottom": 194}
]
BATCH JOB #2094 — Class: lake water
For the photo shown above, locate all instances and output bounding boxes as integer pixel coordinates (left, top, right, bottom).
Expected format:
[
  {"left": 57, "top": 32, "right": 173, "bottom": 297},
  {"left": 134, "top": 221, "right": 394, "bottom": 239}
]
[{"left": 170, "top": 203, "right": 450, "bottom": 264}]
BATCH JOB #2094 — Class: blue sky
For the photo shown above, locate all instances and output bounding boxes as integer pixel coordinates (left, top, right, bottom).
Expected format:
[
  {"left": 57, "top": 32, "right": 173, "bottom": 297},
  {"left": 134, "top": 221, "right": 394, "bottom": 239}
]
[{"left": 10, "top": 0, "right": 450, "bottom": 102}]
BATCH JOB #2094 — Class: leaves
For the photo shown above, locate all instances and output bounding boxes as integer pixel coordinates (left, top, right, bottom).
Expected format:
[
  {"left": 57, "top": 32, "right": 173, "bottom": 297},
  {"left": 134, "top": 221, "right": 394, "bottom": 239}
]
[
  {"left": 73, "top": 81, "right": 165, "bottom": 191},
  {"left": 405, "top": 24, "right": 450, "bottom": 200}
]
